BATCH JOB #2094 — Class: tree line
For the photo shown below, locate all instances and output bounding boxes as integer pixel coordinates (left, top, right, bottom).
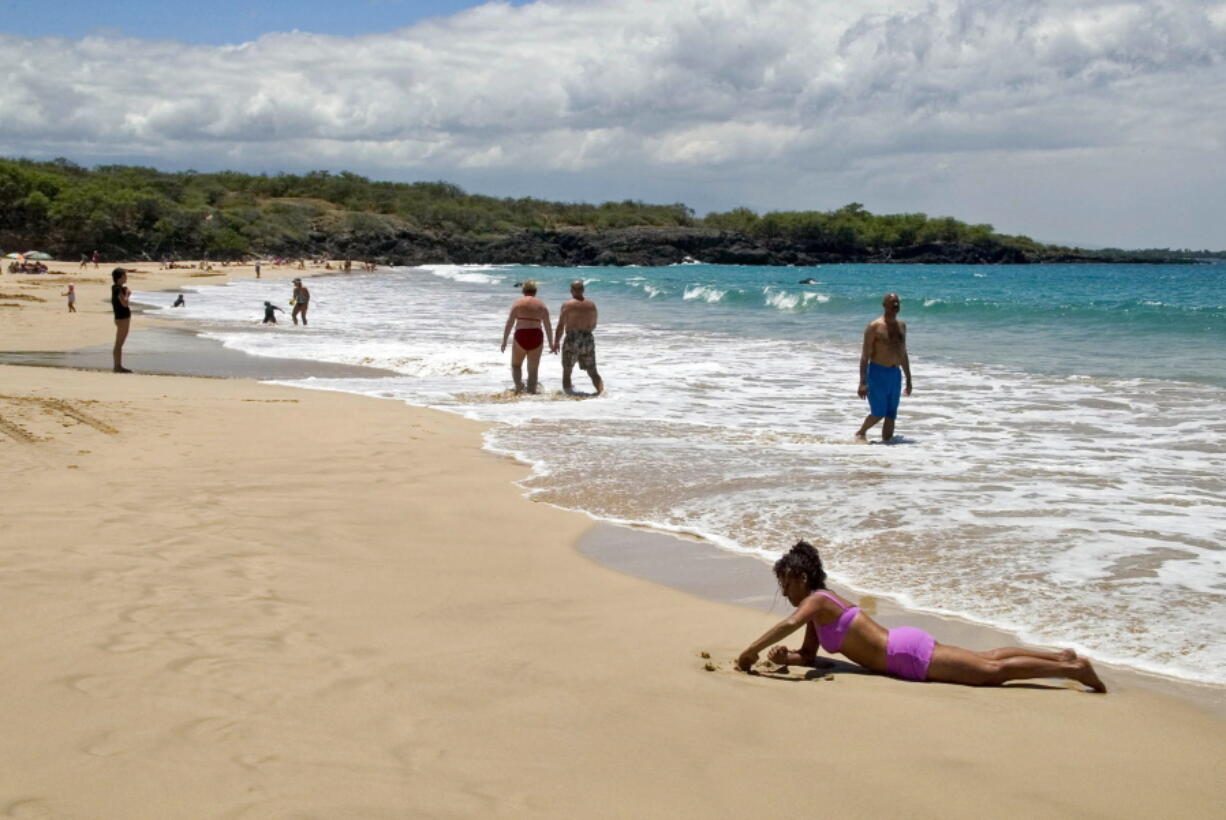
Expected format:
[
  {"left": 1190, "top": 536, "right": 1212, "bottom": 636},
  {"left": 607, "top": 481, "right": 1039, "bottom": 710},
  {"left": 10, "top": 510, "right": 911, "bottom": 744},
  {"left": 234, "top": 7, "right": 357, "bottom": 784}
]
[{"left": 0, "top": 157, "right": 1216, "bottom": 262}]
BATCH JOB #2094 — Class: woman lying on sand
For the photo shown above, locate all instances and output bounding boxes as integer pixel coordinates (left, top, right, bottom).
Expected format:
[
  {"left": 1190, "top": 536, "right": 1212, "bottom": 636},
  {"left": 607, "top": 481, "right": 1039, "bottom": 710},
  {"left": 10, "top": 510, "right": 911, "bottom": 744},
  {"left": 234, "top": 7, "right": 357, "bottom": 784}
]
[{"left": 736, "top": 541, "right": 1106, "bottom": 692}]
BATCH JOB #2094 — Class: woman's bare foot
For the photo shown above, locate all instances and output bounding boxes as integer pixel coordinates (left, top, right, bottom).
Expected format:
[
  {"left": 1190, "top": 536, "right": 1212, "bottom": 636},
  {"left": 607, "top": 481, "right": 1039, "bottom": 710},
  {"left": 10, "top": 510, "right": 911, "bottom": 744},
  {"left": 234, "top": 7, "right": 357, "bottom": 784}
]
[{"left": 1075, "top": 658, "right": 1107, "bottom": 693}]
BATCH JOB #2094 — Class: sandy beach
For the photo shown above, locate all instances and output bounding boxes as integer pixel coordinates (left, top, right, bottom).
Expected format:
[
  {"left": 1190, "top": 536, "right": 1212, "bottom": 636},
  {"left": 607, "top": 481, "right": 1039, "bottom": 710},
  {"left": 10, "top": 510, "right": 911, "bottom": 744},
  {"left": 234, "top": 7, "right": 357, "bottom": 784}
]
[{"left": 1, "top": 261, "right": 1224, "bottom": 818}]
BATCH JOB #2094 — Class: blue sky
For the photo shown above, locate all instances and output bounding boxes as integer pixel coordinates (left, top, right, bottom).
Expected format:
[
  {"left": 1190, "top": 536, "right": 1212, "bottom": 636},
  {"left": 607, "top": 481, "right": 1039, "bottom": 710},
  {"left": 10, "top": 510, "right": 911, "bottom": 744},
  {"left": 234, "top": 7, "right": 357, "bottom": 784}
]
[
  {"left": 0, "top": 0, "right": 520, "bottom": 43},
  {"left": 2, "top": 0, "right": 1224, "bottom": 248}
]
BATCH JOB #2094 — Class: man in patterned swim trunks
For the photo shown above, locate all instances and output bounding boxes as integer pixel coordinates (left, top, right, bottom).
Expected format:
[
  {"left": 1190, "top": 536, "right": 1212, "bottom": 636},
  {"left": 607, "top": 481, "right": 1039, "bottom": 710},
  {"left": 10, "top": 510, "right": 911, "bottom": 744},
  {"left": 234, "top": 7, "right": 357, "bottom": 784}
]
[{"left": 553, "top": 280, "right": 603, "bottom": 396}]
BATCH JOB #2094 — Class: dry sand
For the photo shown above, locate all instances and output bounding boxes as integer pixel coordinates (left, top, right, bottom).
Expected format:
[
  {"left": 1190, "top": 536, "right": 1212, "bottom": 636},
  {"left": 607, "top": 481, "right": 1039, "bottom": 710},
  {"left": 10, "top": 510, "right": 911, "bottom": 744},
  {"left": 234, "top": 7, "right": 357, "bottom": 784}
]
[{"left": 1, "top": 261, "right": 1223, "bottom": 818}]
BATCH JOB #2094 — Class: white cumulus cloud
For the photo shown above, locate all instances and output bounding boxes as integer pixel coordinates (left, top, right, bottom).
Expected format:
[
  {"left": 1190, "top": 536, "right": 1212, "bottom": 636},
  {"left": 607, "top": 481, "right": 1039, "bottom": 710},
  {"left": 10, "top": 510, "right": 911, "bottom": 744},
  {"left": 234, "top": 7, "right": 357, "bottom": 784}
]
[{"left": 1, "top": 0, "right": 1224, "bottom": 246}]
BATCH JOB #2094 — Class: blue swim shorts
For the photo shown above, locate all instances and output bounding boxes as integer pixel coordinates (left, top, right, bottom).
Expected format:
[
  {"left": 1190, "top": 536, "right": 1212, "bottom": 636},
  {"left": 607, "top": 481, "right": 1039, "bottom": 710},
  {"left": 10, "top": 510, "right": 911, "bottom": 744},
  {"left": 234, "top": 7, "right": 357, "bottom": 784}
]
[{"left": 867, "top": 361, "right": 902, "bottom": 419}]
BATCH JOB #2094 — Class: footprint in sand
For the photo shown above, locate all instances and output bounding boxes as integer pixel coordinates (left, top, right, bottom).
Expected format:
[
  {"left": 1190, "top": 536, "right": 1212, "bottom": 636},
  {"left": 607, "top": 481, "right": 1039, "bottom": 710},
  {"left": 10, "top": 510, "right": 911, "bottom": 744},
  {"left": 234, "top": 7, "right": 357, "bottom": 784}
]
[
  {"left": 391, "top": 741, "right": 448, "bottom": 774},
  {"left": 174, "top": 717, "right": 249, "bottom": 745},
  {"left": 99, "top": 631, "right": 165, "bottom": 653},
  {"left": 80, "top": 728, "right": 156, "bottom": 757},
  {"left": 57, "top": 674, "right": 127, "bottom": 699},
  {"left": 118, "top": 605, "right": 160, "bottom": 625},
  {"left": 3, "top": 798, "right": 69, "bottom": 819},
  {"left": 233, "top": 753, "right": 280, "bottom": 773},
  {"left": 83, "top": 569, "right": 125, "bottom": 585},
  {"left": 166, "top": 654, "right": 259, "bottom": 685},
  {"left": 315, "top": 674, "right": 395, "bottom": 700}
]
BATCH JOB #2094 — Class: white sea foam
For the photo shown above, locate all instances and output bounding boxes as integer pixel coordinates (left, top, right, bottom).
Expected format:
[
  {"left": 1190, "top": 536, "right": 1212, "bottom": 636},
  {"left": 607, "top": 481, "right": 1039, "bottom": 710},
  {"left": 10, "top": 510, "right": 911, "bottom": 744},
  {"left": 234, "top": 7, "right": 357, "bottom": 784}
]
[
  {"left": 763, "top": 287, "right": 799, "bottom": 310},
  {"left": 419, "top": 264, "right": 506, "bottom": 285},
  {"left": 683, "top": 284, "right": 727, "bottom": 303},
  {"left": 140, "top": 266, "right": 1226, "bottom": 687},
  {"left": 763, "top": 288, "right": 828, "bottom": 310}
]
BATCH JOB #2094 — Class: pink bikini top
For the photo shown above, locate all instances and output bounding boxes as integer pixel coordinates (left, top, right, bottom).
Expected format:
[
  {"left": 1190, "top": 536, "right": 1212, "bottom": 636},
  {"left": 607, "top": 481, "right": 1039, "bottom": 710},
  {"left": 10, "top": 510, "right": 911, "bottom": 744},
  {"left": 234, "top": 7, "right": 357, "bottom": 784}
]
[{"left": 813, "top": 590, "right": 860, "bottom": 654}]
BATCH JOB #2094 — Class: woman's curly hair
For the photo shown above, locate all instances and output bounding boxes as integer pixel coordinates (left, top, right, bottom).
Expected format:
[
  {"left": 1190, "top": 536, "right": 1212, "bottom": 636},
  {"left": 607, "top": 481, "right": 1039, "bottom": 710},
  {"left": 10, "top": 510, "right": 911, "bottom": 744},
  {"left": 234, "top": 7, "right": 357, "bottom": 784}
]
[{"left": 773, "top": 540, "right": 827, "bottom": 590}]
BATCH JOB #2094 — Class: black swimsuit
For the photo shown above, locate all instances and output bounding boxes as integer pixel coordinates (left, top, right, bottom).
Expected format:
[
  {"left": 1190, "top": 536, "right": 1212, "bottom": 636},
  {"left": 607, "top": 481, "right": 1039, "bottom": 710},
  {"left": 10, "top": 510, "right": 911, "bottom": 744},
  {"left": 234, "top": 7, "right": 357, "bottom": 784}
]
[{"left": 111, "top": 284, "right": 131, "bottom": 320}]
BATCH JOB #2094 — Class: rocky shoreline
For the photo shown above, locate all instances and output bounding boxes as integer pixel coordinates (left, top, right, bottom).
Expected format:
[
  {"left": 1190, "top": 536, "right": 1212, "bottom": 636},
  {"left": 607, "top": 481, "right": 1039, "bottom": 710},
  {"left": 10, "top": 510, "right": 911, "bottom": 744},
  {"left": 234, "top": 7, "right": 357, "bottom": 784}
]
[{"left": 286, "top": 226, "right": 1194, "bottom": 267}]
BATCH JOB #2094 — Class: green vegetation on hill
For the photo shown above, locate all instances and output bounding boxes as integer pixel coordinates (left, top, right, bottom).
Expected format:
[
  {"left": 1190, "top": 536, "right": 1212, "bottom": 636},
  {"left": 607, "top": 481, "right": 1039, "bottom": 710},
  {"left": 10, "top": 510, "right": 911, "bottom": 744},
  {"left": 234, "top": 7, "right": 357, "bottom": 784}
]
[
  {"left": 0, "top": 157, "right": 1216, "bottom": 263},
  {"left": 0, "top": 157, "right": 695, "bottom": 259}
]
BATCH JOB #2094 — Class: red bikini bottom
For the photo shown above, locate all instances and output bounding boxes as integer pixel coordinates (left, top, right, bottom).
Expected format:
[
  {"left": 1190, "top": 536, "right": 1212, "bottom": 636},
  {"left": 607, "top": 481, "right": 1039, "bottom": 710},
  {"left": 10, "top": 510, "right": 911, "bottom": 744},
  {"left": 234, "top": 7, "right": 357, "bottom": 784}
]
[{"left": 514, "top": 328, "right": 544, "bottom": 351}]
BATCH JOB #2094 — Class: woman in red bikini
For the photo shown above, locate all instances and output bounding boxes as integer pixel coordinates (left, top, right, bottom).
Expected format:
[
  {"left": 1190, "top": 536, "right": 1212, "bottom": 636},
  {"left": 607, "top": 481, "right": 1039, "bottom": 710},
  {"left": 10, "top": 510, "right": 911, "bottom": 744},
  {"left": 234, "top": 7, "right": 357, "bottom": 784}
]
[
  {"left": 736, "top": 541, "right": 1106, "bottom": 692},
  {"left": 500, "top": 280, "right": 554, "bottom": 394}
]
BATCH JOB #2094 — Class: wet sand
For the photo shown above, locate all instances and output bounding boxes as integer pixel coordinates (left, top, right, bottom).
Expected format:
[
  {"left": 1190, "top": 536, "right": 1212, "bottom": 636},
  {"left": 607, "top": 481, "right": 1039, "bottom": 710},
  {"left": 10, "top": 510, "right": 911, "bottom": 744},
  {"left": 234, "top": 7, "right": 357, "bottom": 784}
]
[
  {"left": 0, "top": 325, "right": 398, "bottom": 381},
  {"left": 578, "top": 524, "right": 1226, "bottom": 718}
]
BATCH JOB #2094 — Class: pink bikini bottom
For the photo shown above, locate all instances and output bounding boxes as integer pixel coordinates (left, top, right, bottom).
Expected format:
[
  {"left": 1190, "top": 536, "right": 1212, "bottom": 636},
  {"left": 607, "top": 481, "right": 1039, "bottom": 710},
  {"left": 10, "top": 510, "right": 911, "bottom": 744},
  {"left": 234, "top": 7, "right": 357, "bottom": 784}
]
[{"left": 886, "top": 626, "right": 935, "bottom": 682}]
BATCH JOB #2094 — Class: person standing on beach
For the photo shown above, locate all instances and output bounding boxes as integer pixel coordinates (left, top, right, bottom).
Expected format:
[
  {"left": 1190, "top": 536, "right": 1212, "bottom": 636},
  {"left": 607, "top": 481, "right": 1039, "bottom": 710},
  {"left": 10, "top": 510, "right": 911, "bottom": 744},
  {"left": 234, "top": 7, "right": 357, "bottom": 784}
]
[
  {"left": 291, "top": 278, "right": 310, "bottom": 325},
  {"left": 553, "top": 279, "right": 603, "bottom": 396},
  {"left": 501, "top": 280, "right": 553, "bottom": 394},
  {"left": 91, "top": 250, "right": 99, "bottom": 269},
  {"left": 62, "top": 284, "right": 76, "bottom": 313},
  {"left": 255, "top": 260, "right": 261, "bottom": 279},
  {"left": 111, "top": 268, "right": 132, "bottom": 373},
  {"left": 855, "top": 293, "right": 912, "bottom": 442}
]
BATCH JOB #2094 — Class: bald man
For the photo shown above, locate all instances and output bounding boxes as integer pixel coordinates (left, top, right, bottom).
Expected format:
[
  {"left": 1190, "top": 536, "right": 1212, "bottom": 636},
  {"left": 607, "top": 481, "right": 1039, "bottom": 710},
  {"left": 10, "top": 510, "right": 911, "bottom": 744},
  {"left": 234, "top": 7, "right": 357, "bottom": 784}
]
[
  {"left": 855, "top": 292, "right": 912, "bottom": 442},
  {"left": 553, "top": 279, "right": 603, "bottom": 396}
]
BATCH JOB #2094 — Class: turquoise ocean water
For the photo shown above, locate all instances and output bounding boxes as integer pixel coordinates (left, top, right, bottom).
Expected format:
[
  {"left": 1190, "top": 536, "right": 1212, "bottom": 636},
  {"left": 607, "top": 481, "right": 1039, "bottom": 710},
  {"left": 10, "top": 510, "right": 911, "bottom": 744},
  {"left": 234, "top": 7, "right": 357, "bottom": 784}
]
[{"left": 141, "top": 261, "right": 1226, "bottom": 686}]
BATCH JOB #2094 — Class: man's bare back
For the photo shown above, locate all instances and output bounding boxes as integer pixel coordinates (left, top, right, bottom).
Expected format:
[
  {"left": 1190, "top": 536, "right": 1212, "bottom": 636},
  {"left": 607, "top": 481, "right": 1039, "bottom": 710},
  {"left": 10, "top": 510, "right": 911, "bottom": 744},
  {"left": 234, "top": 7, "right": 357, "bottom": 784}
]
[{"left": 557, "top": 295, "right": 598, "bottom": 332}]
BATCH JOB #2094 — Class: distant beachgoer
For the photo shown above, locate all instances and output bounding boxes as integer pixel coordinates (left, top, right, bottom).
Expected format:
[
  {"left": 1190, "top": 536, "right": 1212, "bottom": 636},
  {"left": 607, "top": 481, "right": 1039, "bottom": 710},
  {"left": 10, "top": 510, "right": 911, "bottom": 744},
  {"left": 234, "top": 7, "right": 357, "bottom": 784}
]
[
  {"left": 255, "top": 260, "right": 261, "bottom": 279},
  {"left": 63, "top": 284, "right": 76, "bottom": 313},
  {"left": 736, "top": 541, "right": 1106, "bottom": 692},
  {"left": 291, "top": 278, "right": 310, "bottom": 325},
  {"left": 79, "top": 254, "right": 88, "bottom": 270},
  {"left": 172, "top": 294, "right": 186, "bottom": 307},
  {"left": 111, "top": 268, "right": 132, "bottom": 373},
  {"left": 501, "top": 280, "right": 553, "bottom": 394},
  {"left": 855, "top": 292, "right": 912, "bottom": 442},
  {"left": 262, "top": 301, "right": 284, "bottom": 324},
  {"left": 553, "top": 279, "right": 603, "bottom": 396},
  {"left": 91, "top": 250, "right": 99, "bottom": 269}
]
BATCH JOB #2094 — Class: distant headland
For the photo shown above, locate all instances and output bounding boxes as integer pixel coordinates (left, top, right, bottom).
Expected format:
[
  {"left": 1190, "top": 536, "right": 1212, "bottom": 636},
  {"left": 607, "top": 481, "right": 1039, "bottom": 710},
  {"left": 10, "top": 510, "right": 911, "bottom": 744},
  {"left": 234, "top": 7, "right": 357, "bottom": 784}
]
[{"left": 1, "top": 157, "right": 1219, "bottom": 266}]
